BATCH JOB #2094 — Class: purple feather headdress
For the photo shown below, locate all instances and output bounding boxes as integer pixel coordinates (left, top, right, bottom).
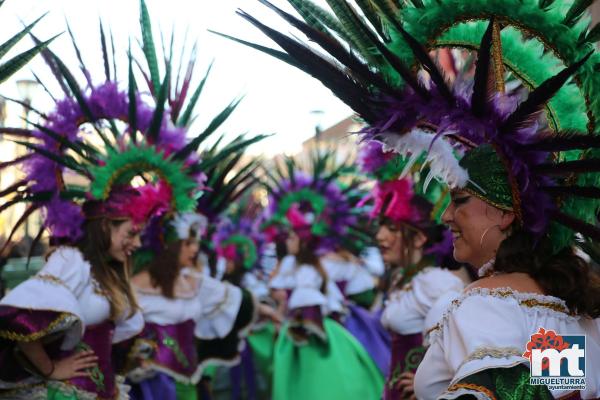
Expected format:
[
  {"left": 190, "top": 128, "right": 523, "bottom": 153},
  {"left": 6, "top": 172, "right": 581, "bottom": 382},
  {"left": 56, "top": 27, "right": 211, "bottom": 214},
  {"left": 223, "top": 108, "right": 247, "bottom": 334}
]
[
  {"left": 237, "top": 4, "right": 600, "bottom": 251},
  {"left": 263, "top": 169, "right": 357, "bottom": 254},
  {"left": 23, "top": 82, "right": 202, "bottom": 240},
  {"left": 0, "top": 21, "right": 208, "bottom": 254},
  {"left": 213, "top": 217, "right": 266, "bottom": 271}
]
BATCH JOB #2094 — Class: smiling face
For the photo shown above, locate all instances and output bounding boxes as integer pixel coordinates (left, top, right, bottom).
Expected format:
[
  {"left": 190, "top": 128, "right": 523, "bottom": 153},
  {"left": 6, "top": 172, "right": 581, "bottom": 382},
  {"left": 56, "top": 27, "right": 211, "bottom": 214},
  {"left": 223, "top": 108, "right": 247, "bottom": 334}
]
[
  {"left": 178, "top": 238, "right": 200, "bottom": 268},
  {"left": 108, "top": 219, "right": 142, "bottom": 263},
  {"left": 441, "top": 190, "right": 515, "bottom": 268}
]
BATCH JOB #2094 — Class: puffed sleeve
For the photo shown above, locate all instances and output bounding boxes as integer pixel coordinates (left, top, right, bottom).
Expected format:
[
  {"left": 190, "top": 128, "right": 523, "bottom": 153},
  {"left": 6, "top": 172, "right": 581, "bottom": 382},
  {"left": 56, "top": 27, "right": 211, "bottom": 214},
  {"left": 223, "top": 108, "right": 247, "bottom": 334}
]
[
  {"left": 324, "top": 279, "right": 345, "bottom": 314},
  {"left": 196, "top": 287, "right": 258, "bottom": 368},
  {"left": 321, "top": 259, "right": 353, "bottom": 284},
  {"left": 0, "top": 247, "right": 88, "bottom": 349},
  {"left": 287, "top": 265, "right": 327, "bottom": 310},
  {"left": 422, "top": 290, "right": 460, "bottom": 346},
  {"left": 381, "top": 267, "right": 463, "bottom": 335},
  {"left": 113, "top": 310, "right": 144, "bottom": 343},
  {"left": 193, "top": 276, "right": 244, "bottom": 339},
  {"left": 414, "top": 288, "right": 588, "bottom": 400},
  {"left": 242, "top": 271, "right": 270, "bottom": 301},
  {"left": 0, "top": 247, "right": 89, "bottom": 388},
  {"left": 345, "top": 264, "right": 376, "bottom": 296}
]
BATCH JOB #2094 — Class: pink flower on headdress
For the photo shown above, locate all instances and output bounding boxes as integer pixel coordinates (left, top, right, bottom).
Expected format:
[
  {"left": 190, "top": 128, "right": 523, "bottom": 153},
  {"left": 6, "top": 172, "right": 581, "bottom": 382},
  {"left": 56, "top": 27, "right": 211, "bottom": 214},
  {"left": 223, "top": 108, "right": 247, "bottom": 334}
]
[
  {"left": 285, "top": 204, "right": 310, "bottom": 231},
  {"left": 125, "top": 182, "right": 172, "bottom": 225},
  {"left": 217, "top": 243, "right": 238, "bottom": 261},
  {"left": 371, "top": 178, "right": 417, "bottom": 224},
  {"left": 263, "top": 224, "right": 282, "bottom": 242}
]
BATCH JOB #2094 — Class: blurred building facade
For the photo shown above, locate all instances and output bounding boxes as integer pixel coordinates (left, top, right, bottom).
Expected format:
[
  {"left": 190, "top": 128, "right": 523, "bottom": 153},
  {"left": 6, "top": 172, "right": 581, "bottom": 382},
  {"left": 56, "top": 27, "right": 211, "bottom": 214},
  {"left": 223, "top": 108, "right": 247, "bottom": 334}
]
[{"left": 296, "top": 116, "right": 364, "bottom": 168}]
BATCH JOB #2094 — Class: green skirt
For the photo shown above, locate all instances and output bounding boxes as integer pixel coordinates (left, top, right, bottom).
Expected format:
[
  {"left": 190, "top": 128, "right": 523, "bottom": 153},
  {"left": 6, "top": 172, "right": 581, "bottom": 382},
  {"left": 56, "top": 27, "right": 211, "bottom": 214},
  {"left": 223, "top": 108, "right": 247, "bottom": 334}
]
[
  {"left": 47, "top": 386, "right": 80, "bottom": 400},
  {"left": 272, "top": 318, "right": 385, "bottom": 400},
  {"left": 247, "top": 321, "right": 277, "bottom": 393}
]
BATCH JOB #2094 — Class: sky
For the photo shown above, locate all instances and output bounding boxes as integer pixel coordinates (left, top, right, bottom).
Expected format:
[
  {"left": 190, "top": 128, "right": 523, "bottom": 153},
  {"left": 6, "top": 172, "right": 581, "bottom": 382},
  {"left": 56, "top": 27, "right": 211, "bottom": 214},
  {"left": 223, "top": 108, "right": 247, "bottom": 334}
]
[{"left": 1, "top": 0, "right": 352, "bottom": 156}]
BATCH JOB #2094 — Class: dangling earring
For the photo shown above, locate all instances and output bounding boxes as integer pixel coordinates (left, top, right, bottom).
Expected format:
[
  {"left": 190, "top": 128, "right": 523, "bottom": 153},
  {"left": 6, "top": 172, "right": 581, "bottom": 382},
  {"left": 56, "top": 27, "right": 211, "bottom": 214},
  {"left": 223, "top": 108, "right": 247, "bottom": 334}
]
[{"left": 479, "top": 224, "right": 500, "bottom": 247}]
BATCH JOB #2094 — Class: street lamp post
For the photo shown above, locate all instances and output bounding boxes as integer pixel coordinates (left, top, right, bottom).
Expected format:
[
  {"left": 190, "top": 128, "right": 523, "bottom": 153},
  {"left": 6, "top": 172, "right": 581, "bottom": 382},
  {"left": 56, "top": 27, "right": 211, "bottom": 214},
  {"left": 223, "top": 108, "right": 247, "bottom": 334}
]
[{"left": 310, "top": 109, "right": 324, "bottom": 141}]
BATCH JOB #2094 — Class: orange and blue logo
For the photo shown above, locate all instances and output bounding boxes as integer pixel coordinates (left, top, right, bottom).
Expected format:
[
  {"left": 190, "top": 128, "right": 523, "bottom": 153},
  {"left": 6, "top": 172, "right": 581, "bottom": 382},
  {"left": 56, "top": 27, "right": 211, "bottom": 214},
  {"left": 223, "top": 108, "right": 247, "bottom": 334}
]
[{"left": 523, "top": 327, "right": 586, "bottom": 390}]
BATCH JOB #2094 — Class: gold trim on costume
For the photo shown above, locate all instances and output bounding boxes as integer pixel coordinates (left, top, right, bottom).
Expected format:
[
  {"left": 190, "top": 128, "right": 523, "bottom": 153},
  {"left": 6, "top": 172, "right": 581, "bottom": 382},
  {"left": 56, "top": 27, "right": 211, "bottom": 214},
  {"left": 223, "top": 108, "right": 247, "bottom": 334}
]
[
  {"left": 455, "top": 288, "right": 570, "bottom": 314},
  {"left": 519, "top": 298, "right": 571, "bottom": 313},
  {"left": 424, "top": 324, "right": 440, "bottom": 339},
  {"left": 32, "top": 274, "right": 68, "bottom": 289},
  {"left": 458, "top": 346, "right": 522, "bottom": 371},
  {"left": 462, "top": 188, "right": 513, "bottom": 212},
  {"left": 400, "top": 283, "right": 413, "bottom": 292},
  {"left": 428, "top": 287, "right": 572, "bottom": 340},
  {"left": 203, "top": 285, "right": 230, "bottom": 318},
  {"left": 446, "top": 382, "right": 497, "bottom": 400},
  {"left": 0, "top": 312, "right": 77, "bottom": 342},
  {"left": 491, "top": 21, "right": 505, "bottom": 94}
]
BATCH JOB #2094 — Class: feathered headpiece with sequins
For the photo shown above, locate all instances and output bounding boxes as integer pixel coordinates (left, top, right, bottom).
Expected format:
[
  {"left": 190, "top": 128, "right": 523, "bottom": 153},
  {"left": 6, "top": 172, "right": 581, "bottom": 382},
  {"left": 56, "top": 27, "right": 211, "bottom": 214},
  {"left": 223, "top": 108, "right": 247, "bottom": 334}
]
[{"left": 226, "top": 0, "right": 600, "bottom": 253}]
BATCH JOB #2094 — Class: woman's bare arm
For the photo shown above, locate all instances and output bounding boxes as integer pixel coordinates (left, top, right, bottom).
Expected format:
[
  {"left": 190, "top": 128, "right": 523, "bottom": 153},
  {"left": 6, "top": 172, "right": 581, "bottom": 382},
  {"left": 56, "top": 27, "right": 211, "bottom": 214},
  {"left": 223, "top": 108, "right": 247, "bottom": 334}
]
[
  {"left": 18, "top": 340, "right": 53, "bottom": 376},
  {"left": 18, "top": 340, "right": 98, "bottom": 380}
]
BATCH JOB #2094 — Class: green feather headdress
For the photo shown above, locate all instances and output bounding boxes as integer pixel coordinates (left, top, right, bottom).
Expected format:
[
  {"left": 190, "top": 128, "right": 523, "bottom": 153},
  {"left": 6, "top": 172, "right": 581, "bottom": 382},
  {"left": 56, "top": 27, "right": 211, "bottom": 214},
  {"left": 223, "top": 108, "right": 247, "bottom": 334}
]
[{"left": 221, "top": 0, "right": 600, "bottom": 253}]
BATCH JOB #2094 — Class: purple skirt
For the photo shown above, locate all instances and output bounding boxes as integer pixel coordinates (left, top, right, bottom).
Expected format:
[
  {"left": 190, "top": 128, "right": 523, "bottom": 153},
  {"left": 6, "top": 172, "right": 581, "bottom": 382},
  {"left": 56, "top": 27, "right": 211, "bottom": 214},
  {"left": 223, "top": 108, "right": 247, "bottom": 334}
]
[
  {"left": 343, "top": 304, "right": 391, "bottom": 375},
  {"left": 129, "top": 372, "right": 177, "bottom": 400}
]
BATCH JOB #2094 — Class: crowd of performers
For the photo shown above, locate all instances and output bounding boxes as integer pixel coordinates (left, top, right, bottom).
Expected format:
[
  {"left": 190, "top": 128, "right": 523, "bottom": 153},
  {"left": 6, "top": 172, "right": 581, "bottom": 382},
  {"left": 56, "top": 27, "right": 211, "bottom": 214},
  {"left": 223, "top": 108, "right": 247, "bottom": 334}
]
[{"left": 2, "top": 0, "right": 600, "bottom": 399}]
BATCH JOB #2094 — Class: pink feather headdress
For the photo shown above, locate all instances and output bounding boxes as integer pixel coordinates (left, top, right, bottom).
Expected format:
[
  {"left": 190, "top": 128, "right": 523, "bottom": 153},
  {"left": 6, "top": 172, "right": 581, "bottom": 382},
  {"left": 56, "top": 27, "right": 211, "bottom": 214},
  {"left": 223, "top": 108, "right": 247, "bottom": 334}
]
[{"left": 371, "top": 178, "right": 419, "bottom": 225}]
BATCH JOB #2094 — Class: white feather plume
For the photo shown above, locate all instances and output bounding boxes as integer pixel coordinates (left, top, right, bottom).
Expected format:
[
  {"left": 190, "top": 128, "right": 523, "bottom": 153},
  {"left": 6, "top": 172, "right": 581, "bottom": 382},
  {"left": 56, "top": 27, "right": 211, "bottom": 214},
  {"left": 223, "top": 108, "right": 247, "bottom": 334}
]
[
  {"left": 172, "top": 213, "right": 208, "bottom": 240},
  {"left": 380, "top": 128, "right": 469, "bottom": 189}
]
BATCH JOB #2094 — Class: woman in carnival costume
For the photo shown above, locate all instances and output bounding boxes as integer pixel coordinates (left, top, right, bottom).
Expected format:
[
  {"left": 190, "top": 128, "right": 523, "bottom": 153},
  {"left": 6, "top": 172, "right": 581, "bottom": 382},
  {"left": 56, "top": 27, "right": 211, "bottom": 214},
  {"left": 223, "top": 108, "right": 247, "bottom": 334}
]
[
  {"left": 229, "top": 0, "right": 600, "bottom": 397},
  {"left": 262, "top": 163, "right": 385, "bottom": 400},
  {"left": 126, "top": 153, "right": 266, "bottom": 400},
  {"left": 208, "top": 210, "right": 280, "bottom": 400},
  {"left": 304, "top": 153, "right": 393, "bottom": 378},
  {"left": 0, "top": 6, "right": 206, "bottom": 398},
  {"left": 127, "top": 211, "right": 260, "bottom": 400},
  {"left": 122, "top": 3, "right": 270, "bottom": 397},
  {"left": 359, "top": 142, "right": 471, "bottom": 400}
]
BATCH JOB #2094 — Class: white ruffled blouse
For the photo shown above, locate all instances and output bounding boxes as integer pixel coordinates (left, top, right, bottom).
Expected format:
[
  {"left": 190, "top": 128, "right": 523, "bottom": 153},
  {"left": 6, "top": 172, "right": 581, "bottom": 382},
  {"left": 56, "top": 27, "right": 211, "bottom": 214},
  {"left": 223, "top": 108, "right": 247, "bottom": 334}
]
[
  {"left": 321, "top": 258, "right": 376, "bottom": 297},
  {"left": 381, "top": 267, "right": 465, "bottom": 336},
  {"left": 242, "top": 271, "right": 270, "bottom": 300},
  {"left": 0, "top": 246, "right": 143, "bottom": 350},
  {"left": 414, "top": 287, "right": 600, "bottom": 399},
  {"left": 269, "top": 255, "right": 297, "bottom": 290},
  {"left": 175, "top": 268, "right": 243, "bottom": 339},
  {"left": 286, "top": 264, "right": 344, "bottom": 315}
]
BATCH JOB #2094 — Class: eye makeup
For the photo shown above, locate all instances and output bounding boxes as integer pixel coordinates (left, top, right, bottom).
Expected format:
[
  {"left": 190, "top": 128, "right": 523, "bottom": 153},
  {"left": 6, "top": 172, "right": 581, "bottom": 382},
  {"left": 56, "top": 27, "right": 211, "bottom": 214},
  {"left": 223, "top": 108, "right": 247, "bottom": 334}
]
[{"left": 451, "top": 194, "right": 471, "bottom": 206}]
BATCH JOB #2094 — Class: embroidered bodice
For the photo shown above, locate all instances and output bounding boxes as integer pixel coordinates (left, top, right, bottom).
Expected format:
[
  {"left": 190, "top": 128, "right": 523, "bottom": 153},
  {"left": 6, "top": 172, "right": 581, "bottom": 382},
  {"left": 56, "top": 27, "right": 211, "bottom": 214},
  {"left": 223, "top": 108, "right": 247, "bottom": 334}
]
[{"left": 414, "top": 287, "right": 600, "bottom": 399}]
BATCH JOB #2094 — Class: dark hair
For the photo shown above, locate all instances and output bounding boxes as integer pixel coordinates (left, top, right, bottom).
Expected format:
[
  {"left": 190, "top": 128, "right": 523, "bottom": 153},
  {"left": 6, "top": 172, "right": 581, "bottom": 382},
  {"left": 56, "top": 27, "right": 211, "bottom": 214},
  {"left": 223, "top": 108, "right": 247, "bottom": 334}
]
[
  {"left": 296, "top": 237, "right": 328, "bottom": 293},
  {"left": 275, "top": 239, "right": 288, "bottom": 261},
  {"left": 146, "top": 240, "right": 183, "bottom": 299},
  {"left": 380, "top": 219, "right": 429, "bottom": 269},
  {"left": 76, "top": 218, "right": 139, "bottom": 320},
  {"left": 495, "top": 229, "right": 600, "bottom": 318},
  {"left": 223, "top": 259, "right": 245, "bottom": 287}
]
